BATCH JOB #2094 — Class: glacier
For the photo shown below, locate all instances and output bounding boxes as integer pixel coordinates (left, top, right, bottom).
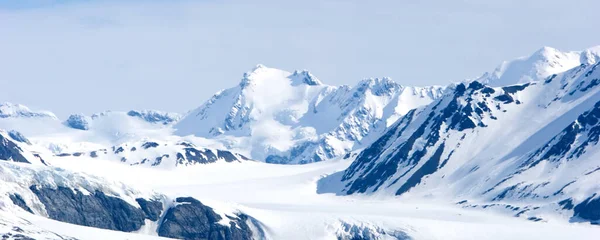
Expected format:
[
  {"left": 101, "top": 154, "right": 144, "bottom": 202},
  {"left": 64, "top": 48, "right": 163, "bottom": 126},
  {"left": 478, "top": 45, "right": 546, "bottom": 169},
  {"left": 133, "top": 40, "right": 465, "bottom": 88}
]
[{"left": 1, "top": 46, "right": 600, "bottom": 239}]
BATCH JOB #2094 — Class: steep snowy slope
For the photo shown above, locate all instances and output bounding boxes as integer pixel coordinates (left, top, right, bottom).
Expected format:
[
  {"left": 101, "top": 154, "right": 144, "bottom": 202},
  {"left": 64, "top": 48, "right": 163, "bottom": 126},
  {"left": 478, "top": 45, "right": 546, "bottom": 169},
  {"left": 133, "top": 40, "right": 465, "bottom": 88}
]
[
  {"left": 324, "top": 52, "right": 600, "bottom": 224},
  {"left": 0, "top": 129, "right": 49, "bottom": 165},
  {"left": 175, "top": 65, "right": 444, "bottom": 164},
  {"left": 477, "top": 46, "right": 600, "bottom": 86}
]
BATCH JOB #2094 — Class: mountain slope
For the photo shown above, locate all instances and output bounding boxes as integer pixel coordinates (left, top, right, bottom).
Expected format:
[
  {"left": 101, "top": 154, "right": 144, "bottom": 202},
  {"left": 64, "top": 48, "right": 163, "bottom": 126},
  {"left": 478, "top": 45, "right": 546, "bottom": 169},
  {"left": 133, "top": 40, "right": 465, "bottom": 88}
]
[
  {"left": 175, "top": 65, "right": 444, "bottom": 164},
  {"left": 55, "top": 139, "right": 251, "bottom": 169},
  {"left": 477, "top": 46, "right": 600, "bottom": 87},
  {"left": 322, "top": 52, "right": 600, "bottom": 223},
  {"left": 0, "top": 148, "right": 262, "bottom": 239},
  {"left": 0, "top": 102, "right": 57, "bottom": 119}
]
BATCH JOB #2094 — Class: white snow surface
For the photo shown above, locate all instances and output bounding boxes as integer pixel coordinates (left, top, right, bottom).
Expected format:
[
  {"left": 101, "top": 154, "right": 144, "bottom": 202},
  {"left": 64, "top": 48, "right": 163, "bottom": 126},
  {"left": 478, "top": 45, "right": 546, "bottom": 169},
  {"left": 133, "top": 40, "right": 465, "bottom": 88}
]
[
  {"left": 2, "top": 46, "right": 600, "bottom": 239},
  {"left": 476, "top": 46, "right": 600, "bottom": 87},
  {"left": 31, "top": 154, "right": 600, "bottom": 240},
  {"left": 0, "top": 102, "right": 57, "bottom": 119},
  {"left": 175, "top": 65, "right": 445, "bottom": 163}
]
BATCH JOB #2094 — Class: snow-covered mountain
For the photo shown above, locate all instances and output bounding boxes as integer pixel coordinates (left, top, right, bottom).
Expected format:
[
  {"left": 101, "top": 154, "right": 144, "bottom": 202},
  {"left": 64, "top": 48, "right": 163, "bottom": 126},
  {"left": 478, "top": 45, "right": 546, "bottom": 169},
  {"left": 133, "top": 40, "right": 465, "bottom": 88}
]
[
  {"left": 321, "top": 46, "right": 600, "bottom": 224},
  {"left": 3, "top": 46, "right": 600, "bottom": 239},
  {"left": 476, "top": 46, "right": 600, "bottom": 86},
  {"left": 175, "top": 64, "right": 444, "bottom": 164},
  {"left": 65, "top": 110, "right": 181, "bottom": 131},
  {"left": 0, "top": 102, "right": 57, "bottom": 119},
  {"left": 55, "top": 139, "right": 250, "bottom": 168},
  {"left": 0, "top": 108, "right": 240, "bottom": 169}
]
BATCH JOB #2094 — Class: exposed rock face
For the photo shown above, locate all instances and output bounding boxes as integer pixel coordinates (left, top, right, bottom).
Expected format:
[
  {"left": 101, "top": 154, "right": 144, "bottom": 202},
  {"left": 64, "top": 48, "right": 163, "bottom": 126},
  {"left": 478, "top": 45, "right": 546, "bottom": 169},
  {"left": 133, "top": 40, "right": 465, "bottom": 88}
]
[
  {"left": 1, "top": 232, "right": 37, "bottom": 240},
  {"left": 9, "top": 194, "right": 33, "bottom": 213},
  {"left": 7, "top": 130, "right": 30, "bottom": 145},
  {"left": 21, "top": 186, "right": 260, "bottom": 239},
  {"left": 0, "top": 133, "right": 30, "bottom": 163},
  {"left": 60, "top": 140, "right": 250, "bottom": 167},
  {"left": 29, "top": 186, "right": 148, "bottom": 232},
  {"left": 573, "top": 194, "right": 600, "bottom": 224},
  {"left": 64, "top": 114, "right": 91, "bottom": 130},
  {"left": 135, "top": 198, "right": 163, "bottom": 222},
  {"left": 127, "top": 110, "right": 181, "bottom": 125},
  {"left": 174, "top": 65, "right": 445, "bottom": 164},
  {"left": 336, "top": 221, "right": 412, "bottom": 240},
  {"left": 158, "top": 197, "right": 254, "bottom": 240}
]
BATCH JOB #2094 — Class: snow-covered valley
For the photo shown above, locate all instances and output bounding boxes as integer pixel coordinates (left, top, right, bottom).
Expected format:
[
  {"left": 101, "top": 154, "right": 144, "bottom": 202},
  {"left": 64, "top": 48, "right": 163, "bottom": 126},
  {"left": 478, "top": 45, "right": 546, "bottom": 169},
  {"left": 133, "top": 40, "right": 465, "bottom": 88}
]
[
  {"left": 4, "top": 155, "right": 600, "bottom": 240},
  {"left": 1, "top": 46, "right": 600, "bottom": 239}
]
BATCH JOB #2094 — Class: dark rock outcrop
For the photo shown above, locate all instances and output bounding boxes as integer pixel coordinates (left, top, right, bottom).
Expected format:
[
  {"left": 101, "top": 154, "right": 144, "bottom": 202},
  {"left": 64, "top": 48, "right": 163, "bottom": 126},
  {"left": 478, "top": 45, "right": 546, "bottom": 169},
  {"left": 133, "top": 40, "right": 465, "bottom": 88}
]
[
  {"left": 158, "top": 197, "right": 254, "bottom": 240},
  {"left": 142, "top": 142, "right": 159, "bottom": 149},
  {"left": 29, "top": 186, "right": 147, "bottom": 232},
  {"left": 135, "top": 198, "right": 163, "bottom": 222},
  {"left": 9, "top": 193, "right": 33, "bottom": 213},
  {"left": 0, "top": 133, "right": 30, "bottom": 163},
  {"left": 27, "top": 186, "right": 260, "bottom": 238},
  {"left": 64, "top": 114, "right": 90, "bottom": 130},
  {"left": 127, "top": 110, "right": 180, "bottom": 125},
  {"left": 7, "top": 130, "right": 30, "bottom": 145},
  {"left": 336, "top": 221, "right": 412, "bottom": 240},
  {"left": 573, "top": 194, "right": 600, "bottom": 224}
]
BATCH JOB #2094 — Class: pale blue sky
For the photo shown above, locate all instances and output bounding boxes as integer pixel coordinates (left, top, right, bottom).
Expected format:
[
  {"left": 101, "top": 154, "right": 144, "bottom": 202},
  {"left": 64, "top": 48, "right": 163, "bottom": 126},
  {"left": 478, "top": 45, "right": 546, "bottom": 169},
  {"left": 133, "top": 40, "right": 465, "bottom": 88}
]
[{"left": 1, "top": 0, "right": 599, "bottom": 117}]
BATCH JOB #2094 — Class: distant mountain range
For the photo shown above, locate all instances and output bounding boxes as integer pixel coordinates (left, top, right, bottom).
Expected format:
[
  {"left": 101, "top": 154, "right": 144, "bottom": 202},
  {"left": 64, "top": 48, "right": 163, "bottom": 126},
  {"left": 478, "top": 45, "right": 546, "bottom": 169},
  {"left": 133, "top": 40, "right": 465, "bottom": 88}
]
[{"left": 2, "top": 46, "right": 600, "bottom": 239}]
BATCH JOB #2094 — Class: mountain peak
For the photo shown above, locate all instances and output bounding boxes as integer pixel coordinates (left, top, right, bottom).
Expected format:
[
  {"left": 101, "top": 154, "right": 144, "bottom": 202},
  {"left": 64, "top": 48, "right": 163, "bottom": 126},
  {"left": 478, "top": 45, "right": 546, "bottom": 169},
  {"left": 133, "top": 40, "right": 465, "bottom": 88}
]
[
  {"left": 251, "top": 63, "right": 267, "bottom": 71},
  {"left": 240, "top": 64, "right": 279, "bottom": 88},
  {"left": 291, "top": 70, "right": 323, "bottom": 86},
  {"left": 240, "top": 65, "right": 325, "bottom": 89},
  {"left": 531, "top": 46, "right": 561, "bottom": 58},
  {"left": 355, "top": 77, "right": 401, "bottom": 96},
  {"left": 478, "top": 46, "right": 585, "bottom": 87},
  {"left": 0, "top": 102, "right": 57, "bottom": 119},
  {"left": 581, "top": 45, "right": 600, "bottom": 65}
]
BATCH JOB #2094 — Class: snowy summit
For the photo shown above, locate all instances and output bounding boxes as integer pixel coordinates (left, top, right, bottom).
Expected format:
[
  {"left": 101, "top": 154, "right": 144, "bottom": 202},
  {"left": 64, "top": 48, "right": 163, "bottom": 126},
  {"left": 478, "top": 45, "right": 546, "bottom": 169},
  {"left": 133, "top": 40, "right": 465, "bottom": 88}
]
[{"left": 2, "top": 46, "right": 600, "bottom": 240}]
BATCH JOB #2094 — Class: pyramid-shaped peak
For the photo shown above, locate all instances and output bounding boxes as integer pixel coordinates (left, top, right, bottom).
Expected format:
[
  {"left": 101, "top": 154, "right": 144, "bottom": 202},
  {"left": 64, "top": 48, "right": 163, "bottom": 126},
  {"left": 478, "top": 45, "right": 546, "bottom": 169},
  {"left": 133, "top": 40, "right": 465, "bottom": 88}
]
[
  {"left": 291, "top": 70, "right": 323, "bottom": 86},
  {"left": 532, "top": 46, "right": 561, "bottom": 56}
]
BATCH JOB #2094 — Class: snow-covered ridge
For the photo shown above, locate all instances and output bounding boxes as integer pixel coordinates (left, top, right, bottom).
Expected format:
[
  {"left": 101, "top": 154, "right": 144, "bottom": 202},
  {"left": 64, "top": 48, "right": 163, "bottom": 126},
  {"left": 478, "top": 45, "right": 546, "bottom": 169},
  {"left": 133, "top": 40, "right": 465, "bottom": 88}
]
[
  {"left": 0, "top": 129, "right": 47, "bottom": 165},
  {"left": 477, "top": 46, "right": 600, "bottom": 87},
  {"left": 0, "top": 102, "right": 57, "bottom": 119},
  {"left": 54, "top": 139, "right": 251, "bottom": 168},
  {"left": 3, "top": 45, "right": 600, "bottom": 238},
  {"left": 126, "top": 110, "right": 181, "bottom": 125},
  {"left": 321, "top": 55, "right": 600, "bottom": 224},
  {"left": 175, "top": 65, "right": 445, "bottom": 164},
  {"left": 64, "top": 110, "right": 181, "bottom": 131}
]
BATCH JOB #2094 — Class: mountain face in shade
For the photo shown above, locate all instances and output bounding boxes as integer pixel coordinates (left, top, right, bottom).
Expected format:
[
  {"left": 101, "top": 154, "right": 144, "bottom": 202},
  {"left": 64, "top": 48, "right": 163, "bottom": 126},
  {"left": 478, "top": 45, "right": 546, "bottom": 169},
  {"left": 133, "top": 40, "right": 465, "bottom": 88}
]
[{"left": 321, "top": 48, "right": 600, "bottom": 224}]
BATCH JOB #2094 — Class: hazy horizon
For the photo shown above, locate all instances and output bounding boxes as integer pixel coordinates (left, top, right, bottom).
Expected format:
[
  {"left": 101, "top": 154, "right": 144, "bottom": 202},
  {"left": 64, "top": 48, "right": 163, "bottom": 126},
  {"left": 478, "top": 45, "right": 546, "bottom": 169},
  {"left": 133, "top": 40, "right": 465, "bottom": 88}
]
[{"left": 2, "top": 0, "right": 599, "bottom": 117}]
